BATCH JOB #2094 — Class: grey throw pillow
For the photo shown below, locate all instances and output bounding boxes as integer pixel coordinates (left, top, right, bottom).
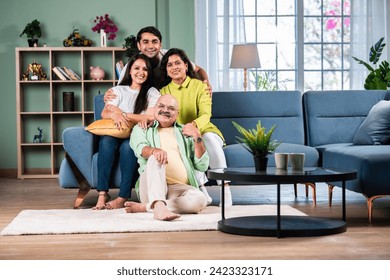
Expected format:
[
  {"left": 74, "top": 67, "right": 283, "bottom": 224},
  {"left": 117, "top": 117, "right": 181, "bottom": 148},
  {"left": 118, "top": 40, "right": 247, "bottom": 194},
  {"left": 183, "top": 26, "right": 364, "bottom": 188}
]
[{"left": 353, "top": 100, "right": 390, "bottom": 145}]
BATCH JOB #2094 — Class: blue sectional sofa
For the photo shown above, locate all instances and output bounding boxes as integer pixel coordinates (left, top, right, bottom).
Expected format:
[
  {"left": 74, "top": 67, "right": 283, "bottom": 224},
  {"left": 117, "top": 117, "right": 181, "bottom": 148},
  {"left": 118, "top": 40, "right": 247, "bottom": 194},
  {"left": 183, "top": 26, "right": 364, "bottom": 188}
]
[
  {"left": 303, "top": 90, "right": 390, "bottom": 222},
  {"left": 59, "top": 90, "right": 390, "bottom": 222}
]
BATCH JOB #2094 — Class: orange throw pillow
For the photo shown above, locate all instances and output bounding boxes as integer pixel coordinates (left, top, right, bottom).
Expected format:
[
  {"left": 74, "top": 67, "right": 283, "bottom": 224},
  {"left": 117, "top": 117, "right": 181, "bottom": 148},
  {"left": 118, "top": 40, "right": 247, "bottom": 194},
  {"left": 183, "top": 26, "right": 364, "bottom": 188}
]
[{"left": 85, "top": 119, "right": 134, "bottom": 139}]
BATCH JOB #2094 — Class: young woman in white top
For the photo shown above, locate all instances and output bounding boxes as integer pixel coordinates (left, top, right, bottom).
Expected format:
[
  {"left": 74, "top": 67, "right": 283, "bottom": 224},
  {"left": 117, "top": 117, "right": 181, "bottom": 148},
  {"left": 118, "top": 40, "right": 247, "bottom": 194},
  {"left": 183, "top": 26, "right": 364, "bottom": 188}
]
[{"left": 93, "top": 53, "right": 161, "bottom": 210}]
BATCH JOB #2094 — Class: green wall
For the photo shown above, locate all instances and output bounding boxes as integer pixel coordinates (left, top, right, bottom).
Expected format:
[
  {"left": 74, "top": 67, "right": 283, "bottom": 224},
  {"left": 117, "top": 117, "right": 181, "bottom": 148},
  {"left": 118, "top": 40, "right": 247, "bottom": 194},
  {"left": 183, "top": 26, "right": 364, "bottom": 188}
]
[{"left": 0, "top": 0, "right": 195, "bottom": 170}]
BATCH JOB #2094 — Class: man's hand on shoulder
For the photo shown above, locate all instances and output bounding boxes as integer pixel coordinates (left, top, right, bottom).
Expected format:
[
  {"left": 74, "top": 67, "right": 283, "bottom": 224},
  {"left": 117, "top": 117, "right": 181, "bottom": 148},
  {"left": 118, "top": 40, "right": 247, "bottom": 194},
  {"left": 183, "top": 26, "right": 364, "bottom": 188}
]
[
  {"left": 194, "top": 65, "right": 213, "bottom": 97},
  {"left": 203, "top": 80, "right": 213, "bottom": 97},
  {"left": 137, "top": 119, "right": 152, "bottom": 130},
  {"left": 104, "top": 89, "right": 117, "bottom": 103}
]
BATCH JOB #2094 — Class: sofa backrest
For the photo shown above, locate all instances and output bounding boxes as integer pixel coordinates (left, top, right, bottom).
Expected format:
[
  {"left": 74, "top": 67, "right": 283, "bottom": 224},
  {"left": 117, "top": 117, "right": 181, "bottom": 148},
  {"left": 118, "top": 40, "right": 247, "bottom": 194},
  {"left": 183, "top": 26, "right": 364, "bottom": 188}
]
[
  {"left": 303, "top": 90, "right": 390, "bottom": 147},
  {"left": 94, "top": 94, "right": 105, "bottom": 120},
  {"left": 211, "top": 91, "right": 305, "bottom": 145}
]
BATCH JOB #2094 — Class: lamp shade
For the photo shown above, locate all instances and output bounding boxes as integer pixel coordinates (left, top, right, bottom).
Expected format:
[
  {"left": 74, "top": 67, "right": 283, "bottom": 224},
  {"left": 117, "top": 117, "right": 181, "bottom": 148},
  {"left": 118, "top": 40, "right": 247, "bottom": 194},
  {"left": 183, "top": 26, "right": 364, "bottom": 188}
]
[{"left": 230, "top": 44, "right": 261, "bottom": 69}]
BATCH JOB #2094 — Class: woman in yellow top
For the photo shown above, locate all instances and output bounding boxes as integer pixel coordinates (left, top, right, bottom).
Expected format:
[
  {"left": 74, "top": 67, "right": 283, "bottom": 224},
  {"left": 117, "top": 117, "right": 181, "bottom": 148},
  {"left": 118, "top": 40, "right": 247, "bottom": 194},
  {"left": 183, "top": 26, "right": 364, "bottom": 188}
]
[{"left": 159, "top": 48, "right": 232, "bottom": 206}]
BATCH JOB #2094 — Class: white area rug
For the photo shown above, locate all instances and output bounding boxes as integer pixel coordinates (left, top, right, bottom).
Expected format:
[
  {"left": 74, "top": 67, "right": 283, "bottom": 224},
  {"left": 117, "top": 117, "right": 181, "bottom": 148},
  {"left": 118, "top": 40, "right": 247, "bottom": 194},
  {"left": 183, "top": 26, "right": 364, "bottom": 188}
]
[{"left": 0, "top": 205, "right": 305, "bottom": 236}]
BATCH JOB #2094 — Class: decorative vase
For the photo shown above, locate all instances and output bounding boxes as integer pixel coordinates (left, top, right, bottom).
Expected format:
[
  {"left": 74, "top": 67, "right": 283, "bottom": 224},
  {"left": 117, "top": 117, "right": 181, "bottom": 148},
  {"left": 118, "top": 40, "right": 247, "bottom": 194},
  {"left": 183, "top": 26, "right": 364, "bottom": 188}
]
[
  {"left": 100, "top": 29, "right": 107, "bottom": 47},
  {"left": 254, "top": 156, "right": 268, "bottom": 171},
  {"left": 63, "top": 92, "right": 74, "bottom": 111}
]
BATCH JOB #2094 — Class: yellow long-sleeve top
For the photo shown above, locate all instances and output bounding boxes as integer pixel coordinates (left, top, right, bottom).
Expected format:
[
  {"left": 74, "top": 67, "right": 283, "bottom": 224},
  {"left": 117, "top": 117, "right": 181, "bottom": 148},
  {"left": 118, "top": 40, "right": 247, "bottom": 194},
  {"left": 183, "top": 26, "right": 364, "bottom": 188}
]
[{"left": 160, "top": 76, "right": 224, "bottom": 142}]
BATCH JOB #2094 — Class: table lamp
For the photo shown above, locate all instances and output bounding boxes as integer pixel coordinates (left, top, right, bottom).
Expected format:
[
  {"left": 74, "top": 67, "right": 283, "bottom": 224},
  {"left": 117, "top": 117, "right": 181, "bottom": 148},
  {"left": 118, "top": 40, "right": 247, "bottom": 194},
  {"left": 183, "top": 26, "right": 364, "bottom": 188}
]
[{"left": 230, "top": 44, "right": 261, "bottom": 91}]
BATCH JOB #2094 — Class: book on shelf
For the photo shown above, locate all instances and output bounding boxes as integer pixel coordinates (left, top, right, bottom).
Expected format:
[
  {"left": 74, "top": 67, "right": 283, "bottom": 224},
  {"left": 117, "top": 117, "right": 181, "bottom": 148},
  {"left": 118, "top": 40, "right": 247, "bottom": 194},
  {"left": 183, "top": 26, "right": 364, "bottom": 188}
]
[
  {"left": 64, "top": 67, "right": 81, "bottom": 80},
  {"left": 56, "top": 66, "right": 72, "bottom": 80},
  {"left": 52, "top": 67, "right": 67, "bottom": 81},
  {"left": 63, "top": 66, "right": 81, "bottom": 80}
]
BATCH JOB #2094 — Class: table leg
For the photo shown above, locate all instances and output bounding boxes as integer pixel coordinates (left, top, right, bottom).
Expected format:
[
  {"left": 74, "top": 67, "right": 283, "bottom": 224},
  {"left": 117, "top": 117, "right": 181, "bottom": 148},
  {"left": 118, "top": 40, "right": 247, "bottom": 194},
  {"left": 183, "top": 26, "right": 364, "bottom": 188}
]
[
  {"left": 277, "top": 183, "right": 281, "bottom": 238},
  {"left": 221, "top": 179, "right": 225, "bottom": 220},
  {"left": 342, "top": 180, "right": 346, "bottom": 221}
]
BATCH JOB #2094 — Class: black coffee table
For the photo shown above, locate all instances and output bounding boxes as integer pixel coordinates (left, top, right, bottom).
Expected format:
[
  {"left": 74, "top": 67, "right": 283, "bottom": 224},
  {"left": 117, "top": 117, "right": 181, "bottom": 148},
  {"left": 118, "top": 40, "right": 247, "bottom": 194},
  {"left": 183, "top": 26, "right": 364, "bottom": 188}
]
[{"left": 207, "top": 167, "right": 357, "bottom": 238}]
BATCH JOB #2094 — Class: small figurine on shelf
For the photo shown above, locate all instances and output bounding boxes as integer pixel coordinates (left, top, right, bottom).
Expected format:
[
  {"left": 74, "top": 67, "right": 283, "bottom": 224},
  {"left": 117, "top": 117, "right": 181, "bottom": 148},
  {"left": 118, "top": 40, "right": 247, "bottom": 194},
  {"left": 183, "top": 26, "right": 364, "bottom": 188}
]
[
  {"left": 63, "top": 28, "right": 92, "bottom": 47},
  {"left": 24, "top": 59, "right": 47, "bottom": 81},
  {"left": 89, "top": 66, "right": 105, "bottom": 80},
  {"left": 33, "top": 127, "right": 43, "bottom": 143}
]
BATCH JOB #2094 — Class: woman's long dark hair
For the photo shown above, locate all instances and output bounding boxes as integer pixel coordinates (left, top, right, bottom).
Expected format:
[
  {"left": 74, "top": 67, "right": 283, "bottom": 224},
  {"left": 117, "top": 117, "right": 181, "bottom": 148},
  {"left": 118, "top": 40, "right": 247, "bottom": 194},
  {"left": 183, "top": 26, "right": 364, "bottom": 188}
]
[
  {"left": 160, "top": 48, "right": 196, "bottom": 88},
  {"left": 118, "top": 53, "right": 154, "bottom": 114}
]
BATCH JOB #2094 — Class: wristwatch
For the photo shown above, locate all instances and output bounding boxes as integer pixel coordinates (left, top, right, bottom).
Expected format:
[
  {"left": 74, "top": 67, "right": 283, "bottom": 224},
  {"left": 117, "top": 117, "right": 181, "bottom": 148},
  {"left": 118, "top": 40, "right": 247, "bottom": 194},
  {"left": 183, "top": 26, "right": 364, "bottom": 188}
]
[{"left": 195, "top": 136, "right": 203, "bottom": 143}]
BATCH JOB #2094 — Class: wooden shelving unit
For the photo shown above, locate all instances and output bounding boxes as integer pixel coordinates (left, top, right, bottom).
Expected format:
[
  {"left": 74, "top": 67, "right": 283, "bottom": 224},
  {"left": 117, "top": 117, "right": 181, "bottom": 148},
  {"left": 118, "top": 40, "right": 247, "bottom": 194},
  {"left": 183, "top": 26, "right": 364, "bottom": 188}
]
[{"left": 15, "top": 47, "right": 126, "bottom": 179}]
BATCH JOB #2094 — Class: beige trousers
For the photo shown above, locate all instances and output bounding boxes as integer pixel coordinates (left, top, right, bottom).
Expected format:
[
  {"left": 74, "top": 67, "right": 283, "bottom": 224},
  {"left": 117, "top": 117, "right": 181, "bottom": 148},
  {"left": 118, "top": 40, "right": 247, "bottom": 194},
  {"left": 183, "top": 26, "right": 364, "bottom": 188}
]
[{"left": 139, "top": 155, "right": 207, "bottom": 214}]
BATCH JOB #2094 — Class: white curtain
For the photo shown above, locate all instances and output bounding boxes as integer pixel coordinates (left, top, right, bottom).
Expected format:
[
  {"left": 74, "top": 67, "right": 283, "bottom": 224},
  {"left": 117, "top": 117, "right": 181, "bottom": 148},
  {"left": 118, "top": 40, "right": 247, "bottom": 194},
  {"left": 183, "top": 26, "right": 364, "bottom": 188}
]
[
  {"left": 350, "top": 0, "right": 389, "bottom": 89},
  {"left": 195, "top": 0, "right": 246, "bottom": 91}
]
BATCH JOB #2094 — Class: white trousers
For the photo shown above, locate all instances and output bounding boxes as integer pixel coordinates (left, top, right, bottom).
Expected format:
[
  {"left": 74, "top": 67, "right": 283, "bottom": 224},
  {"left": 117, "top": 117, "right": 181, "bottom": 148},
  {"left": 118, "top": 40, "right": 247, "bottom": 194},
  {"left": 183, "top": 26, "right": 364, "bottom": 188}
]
[
  {"left": 139, "top": 156, "right": 207, "bottom": 214},
  {"left": 195, "top": 132, "right": 227, "bottom": 185}
]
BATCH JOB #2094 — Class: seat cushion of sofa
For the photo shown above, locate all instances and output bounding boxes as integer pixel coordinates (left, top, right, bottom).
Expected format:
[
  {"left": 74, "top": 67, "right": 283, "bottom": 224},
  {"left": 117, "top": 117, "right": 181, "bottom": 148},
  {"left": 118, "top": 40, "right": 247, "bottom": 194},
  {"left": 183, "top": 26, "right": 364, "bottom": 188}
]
[
  {"left": 314, "top": 143, "right": 353, "bottom": 155},
  {"left": 323, "top": 145, "right": 390, "bottom": 196},
  {"left": 224, "top": 143, "right": 319, "bottom": 168}
]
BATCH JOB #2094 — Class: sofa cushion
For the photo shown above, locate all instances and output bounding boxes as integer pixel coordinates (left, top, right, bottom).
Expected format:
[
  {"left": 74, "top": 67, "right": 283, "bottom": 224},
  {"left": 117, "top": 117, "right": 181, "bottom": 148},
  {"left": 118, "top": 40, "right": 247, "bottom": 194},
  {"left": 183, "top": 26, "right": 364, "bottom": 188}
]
[
  {"left": 85, "top": 119, "right": 134, "bottom": 139},
  {"left": 211, "top": 91, "right": 305, "bottom": 145},
  {"left": 353, "top": 100, "right": 390, "bottom": 145},
  {"left": 314, "top": 143, "right": 353, "bottom": 154},
  {"left": 323, "top": 145, "right": 390, "bottom": 196}
]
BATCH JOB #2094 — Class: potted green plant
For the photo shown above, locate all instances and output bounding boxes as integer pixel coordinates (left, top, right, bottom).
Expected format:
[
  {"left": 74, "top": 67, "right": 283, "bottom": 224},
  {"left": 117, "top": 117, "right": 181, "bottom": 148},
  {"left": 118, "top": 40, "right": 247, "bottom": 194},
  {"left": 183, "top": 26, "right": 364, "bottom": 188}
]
[
  {"left": 20, "top": 19, "right": 42, "bottom": 47},
  {"left": 232, "top": 120, "right": 281, "bottom": 171},
  {"left": 352, "top": 37, "right": 390, "bottom": 90},
  {"left": 123, "top": 35, "right": 139, "bottom": 59}
]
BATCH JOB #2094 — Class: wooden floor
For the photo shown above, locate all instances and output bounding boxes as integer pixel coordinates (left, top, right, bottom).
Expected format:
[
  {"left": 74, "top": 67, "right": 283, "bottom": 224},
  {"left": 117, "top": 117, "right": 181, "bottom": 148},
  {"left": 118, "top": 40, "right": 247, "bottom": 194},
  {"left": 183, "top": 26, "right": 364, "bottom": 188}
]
[{"left": 0, "top": 177, "right": 390, "bottom": 260}]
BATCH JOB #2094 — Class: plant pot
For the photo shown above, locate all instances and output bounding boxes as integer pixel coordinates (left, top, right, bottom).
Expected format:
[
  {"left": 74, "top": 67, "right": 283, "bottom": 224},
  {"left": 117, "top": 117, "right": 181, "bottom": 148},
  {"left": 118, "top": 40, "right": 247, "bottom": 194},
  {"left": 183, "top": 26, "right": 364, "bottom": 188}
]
[
  {"left": 254, "top": 156, "right": 268, "bottom": 171},
  {"left": 27, "top": 39, "right": 38, "bottom": 47}
]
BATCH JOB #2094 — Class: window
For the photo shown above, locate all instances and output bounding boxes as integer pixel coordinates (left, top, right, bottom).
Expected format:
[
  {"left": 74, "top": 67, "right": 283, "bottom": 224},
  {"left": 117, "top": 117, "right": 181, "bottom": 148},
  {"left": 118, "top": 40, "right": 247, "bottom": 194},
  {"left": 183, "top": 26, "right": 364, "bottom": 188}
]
[
  {"left": 303, "top": 0, "right": 351, "bottom": 90},
  {"left": 195, "top": 0, "right": 351, "bottom": 92}
]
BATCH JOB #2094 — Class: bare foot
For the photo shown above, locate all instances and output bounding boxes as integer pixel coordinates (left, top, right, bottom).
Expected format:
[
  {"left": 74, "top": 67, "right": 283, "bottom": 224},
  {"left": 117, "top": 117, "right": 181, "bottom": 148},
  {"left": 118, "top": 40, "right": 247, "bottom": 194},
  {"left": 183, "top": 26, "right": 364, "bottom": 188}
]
[
  {"left": 92, "top": 192, "right": 110, "bottom": 210},
  {"left": 105, "top": 197, "right": 127, "bottom": 210},
  {"left": 153, "top": 201, "right": 180, "bottom": 221},
  {"left": 124, "top": 201, "right": 147, "bottom": 213}
]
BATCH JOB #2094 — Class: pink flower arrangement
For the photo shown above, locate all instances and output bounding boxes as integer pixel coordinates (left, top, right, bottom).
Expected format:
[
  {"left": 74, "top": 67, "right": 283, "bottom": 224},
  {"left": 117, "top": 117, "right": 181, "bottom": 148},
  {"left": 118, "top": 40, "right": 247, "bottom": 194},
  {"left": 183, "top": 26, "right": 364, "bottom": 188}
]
[{"left": 91, "top": 14, "right": 118, "bottom": 40}]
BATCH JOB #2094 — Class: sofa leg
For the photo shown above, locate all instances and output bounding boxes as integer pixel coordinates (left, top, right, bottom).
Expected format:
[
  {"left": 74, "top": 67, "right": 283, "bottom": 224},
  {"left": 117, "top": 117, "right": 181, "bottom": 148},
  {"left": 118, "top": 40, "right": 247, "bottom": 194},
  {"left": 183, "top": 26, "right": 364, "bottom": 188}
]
[
  {"left": 295, "top": 183, "right": 316, "bottom": 206},
  {"left": 74, "top": 183, "right": 91, "bottom": 209},
  {"left": 305, "top": 183, "right": 316, "bottom": 206},
  {"left": 328, "top": 184, "right": 335, "bottom": 207},
  {"left": 65, "top": 152, "right": 92, "bottom": 209},
  {"left": 366, "top": 195, "right": 387, "bottom": 223}
]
